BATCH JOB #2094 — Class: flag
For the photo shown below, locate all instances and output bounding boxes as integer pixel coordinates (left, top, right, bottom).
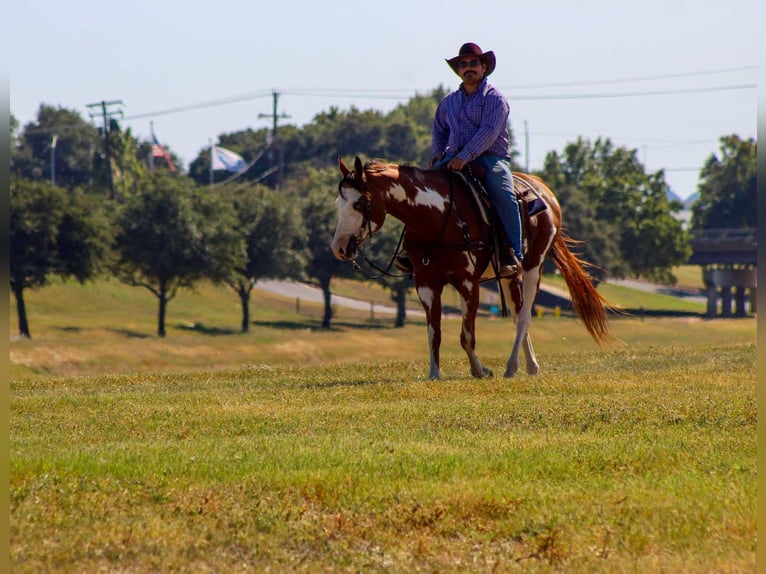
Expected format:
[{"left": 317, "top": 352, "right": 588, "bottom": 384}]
[
  {"left": 212, "top": 145, "right": 248, "bottom": 173},
  {"left": 151, "top": 132, "right": 177, "bottom": 172}
]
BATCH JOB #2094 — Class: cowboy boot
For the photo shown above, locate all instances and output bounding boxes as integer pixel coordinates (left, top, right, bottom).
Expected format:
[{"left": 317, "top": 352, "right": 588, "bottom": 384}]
[{"left": 498, "top": 248, "right": 521, "bottom": 278}]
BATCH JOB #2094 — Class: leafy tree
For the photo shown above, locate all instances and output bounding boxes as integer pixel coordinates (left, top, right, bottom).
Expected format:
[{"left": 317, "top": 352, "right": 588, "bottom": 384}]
[
  {"left": 617, "top": 172, "right": 690, "bottom": 282},
  {"left": 220, "top": 183, "right": 307, "bottom": 332},
  {"left": 539, "top": 137, "right": 688, "bottom": 281},
  {"left": 691, "top": 135, "right": 757, "bottom": 230},
  {"left": 92, "top": 124, "right": 148, "bottom": 200},
  {"left": 12, "top": 105, "right": 99, "bottom": 187},
  {"left": 113, "top": 173, "right": 245, "bottom": 336},
  {"left": 10, "top": 178, "right": 110, "bottom": 337}
]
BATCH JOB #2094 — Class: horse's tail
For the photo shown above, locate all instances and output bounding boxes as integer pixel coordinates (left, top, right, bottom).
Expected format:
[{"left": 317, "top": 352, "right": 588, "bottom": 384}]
[{"left": 549, "top": 231, "right": 621, "bottom": 346}]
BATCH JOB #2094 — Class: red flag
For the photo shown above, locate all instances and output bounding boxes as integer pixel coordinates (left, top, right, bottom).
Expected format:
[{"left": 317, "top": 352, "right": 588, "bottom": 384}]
[{"left": 151, "top": 132, "right": 177, "bottom": 172}]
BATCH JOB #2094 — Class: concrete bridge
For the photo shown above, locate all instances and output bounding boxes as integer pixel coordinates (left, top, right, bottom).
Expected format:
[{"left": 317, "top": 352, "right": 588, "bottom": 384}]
[{"left": 688, "top": 228, "right": 757, "bottom": 317}]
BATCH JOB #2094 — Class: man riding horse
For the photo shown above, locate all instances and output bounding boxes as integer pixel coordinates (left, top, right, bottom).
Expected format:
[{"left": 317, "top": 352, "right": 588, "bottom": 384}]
[{"left": 397, "top": 42, "right": 523, "bottom": 278}]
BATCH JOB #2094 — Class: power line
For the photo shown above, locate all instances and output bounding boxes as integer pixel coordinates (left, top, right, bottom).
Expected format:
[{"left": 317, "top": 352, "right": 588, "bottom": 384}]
[
  {"left": 504, "top": 83, "right": 755, "bottom": 101},
  {"left": 118, "top": 82, "right": 755, "bottom": 124},
  {"left": 503, "top": 65, "right": 756, "bottom": 90},
  {"left": 122, "top": 90, "right": 273, "bottom": 121}
]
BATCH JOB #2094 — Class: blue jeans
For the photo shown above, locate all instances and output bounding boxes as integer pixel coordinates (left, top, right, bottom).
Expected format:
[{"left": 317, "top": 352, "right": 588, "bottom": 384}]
[{"left": 434, "top": 153, "right": 523, "bottom": 260}]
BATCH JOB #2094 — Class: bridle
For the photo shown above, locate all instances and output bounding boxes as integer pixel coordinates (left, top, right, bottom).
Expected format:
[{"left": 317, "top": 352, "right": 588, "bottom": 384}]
[
  {"left": 338, "top": 175, "right": 410, "bottom": 279},
  {"left": 338, "top": 175, "right": 375, "bottom": 255}
]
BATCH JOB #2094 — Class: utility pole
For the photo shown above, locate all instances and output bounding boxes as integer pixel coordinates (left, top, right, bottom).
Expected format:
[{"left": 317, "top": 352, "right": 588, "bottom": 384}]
[
  {"left": 87, "top": 99, "right": 123, "bottom": 199},
  {"left": 258, "top": 90, "right": 290, "bottom": 187},
  {"left": 524, "top": 120, "right": 530, "bottom": 174}
]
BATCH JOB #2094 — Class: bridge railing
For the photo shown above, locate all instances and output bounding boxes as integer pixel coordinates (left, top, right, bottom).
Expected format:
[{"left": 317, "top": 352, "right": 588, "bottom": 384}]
[{"left": 689, "top": 228, "right": 757, "bottom": 252}]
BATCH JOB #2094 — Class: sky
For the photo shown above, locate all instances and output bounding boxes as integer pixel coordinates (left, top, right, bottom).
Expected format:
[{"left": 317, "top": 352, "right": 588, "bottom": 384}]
[{"left": 9, "top": 0, "right": 757, "bottom": 200}]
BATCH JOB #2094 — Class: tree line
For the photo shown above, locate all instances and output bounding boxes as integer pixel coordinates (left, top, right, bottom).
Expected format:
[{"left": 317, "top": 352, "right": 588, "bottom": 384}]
[{"left": 10, "top": 91, "right": 757, "bottom": 338}]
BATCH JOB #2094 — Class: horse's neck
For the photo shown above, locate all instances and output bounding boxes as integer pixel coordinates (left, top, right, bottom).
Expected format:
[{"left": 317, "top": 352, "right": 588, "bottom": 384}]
[{"left": 377, "top": 173, "right": 452, "bottom": 236}]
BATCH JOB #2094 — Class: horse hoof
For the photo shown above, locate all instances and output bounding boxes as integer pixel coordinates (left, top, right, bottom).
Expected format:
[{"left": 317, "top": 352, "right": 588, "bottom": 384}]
[{"left": 471, "top": 367, "right": 493, "bottom": 378}]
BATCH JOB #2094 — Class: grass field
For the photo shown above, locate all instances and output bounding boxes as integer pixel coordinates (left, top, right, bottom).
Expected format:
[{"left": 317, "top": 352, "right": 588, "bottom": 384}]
[{"left": 10, "top": 277, "right": 757, "bottom": 572}]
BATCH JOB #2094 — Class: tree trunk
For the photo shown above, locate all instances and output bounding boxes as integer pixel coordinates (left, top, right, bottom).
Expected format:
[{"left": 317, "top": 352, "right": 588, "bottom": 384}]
[
  {"left": 393, "top": 285, "right": 407, "bottom": 328},
  {"left": 12, "top": 283, "right": 31, "bottom": 338},
  {"left": 157, "top": 282, "right": 168, "bottom": 337},
  {"left": 239, "top": 287, "right": 250, "bottom": 333},
  {"left": 320, "top": 277, "right": 333, "bottom": 329}
]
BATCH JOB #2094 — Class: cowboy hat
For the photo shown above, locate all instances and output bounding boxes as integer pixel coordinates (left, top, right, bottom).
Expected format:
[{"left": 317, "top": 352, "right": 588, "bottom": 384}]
[{"left": 446, "top": 42, "right": 496, "bottom": 77}]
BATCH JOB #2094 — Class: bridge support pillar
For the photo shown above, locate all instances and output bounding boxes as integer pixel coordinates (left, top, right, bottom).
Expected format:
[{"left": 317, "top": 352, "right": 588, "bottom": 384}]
[
  {"left": 750, "top": 286, "right": 757, "bottom": 313},
  {"left": 705, "top": 285, "right": 718, "bottom": 318},
  {"left": 735, "top": 286, "right": 748, "bottom": 317},
  {"left": 720, "top": 287, "right": 732, "bottom": 317},
  {"left": 702, "top": 266, "right": 757, "bottom": 318}
]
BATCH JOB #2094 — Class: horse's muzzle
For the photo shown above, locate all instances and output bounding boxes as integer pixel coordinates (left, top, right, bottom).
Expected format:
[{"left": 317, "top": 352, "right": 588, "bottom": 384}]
[{"left": 331, "top": 234, "right": 358, "bottom": 261}]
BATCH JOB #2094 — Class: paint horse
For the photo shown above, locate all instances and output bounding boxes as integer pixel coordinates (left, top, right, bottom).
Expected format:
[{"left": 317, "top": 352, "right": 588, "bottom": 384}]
[{"left": 331, "top": 157, "right": 618, "bottom": 379}]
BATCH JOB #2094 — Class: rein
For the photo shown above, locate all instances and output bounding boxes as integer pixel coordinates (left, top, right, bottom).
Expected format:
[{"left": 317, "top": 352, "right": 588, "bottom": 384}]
[{"left": 351, "top": 226, "right": 410, "bottom": 280}]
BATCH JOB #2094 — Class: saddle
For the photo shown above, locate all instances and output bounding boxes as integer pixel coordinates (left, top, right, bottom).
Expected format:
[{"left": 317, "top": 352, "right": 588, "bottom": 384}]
[{"left": 454, "top": 163, "right": 547, "bottom": 262}]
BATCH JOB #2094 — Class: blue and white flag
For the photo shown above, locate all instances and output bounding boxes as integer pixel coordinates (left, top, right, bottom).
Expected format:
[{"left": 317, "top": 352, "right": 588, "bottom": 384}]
[{"left": 212, "top": 145, "right": 248, "bottom": 173}]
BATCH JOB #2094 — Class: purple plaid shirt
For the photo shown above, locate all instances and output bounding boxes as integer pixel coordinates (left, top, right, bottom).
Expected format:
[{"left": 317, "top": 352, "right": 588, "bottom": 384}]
[{"left": 432, "top": 78, "right": 510, "bottom": 162}]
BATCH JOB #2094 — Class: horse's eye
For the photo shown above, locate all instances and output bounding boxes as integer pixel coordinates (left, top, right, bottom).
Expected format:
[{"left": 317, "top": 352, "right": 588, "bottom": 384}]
[{"left": 352, "top": 201, "right": 362, "bottom": 211}]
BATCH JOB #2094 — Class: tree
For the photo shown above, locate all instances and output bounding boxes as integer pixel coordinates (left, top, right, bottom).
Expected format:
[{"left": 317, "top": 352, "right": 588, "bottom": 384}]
[
  {"left": 12, "top": 105, "right": 99, "bottom": 187},
  {"left": 113, "top": 173, "right": 245, "bottom": 336},
  {"left": 617, "top": 172, "right": 690, "bottom": 282},
  {"left": 10, "top": 178, "right": 110, "bottom": 337},
  {"left": 220, "top": 183, "right": 307, "bottom": 332},
  {"left": 691, "top": 135, "right": 757, "bottom": 230},
  {"left": 93, "top": 123, "right": 148, "bottom": 200},
  {"left": 539, "top": 137, "right": 688, "bottom": 281}
]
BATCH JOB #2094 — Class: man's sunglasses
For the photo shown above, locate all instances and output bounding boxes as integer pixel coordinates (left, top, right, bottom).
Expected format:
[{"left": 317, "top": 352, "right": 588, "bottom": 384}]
[{"left": 457, "top": 59, "right": 481, "bottom": 69}]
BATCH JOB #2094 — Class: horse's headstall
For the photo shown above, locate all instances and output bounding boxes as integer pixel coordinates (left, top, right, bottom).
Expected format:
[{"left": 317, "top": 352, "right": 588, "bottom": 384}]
[{"left": 338, "top": 177, "right": 370, "bottom": 211}]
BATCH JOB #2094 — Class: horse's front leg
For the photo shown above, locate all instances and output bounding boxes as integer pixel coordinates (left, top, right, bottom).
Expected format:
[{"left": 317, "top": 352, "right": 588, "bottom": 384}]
[
  {"left": 417, "top": 283, "right": 444, "bottom": 380},
  {"left": 455, "top": 279, "right": 492, "bottom": 378}
]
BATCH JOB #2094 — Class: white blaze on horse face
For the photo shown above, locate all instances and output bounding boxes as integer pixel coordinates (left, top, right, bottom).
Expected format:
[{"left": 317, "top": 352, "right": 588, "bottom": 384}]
[
  {"left": 385, "top": 183, "right": 448, "bottom": 213},
  {"left": 331, "top": 188, "right": 365, "bottom": 259}
]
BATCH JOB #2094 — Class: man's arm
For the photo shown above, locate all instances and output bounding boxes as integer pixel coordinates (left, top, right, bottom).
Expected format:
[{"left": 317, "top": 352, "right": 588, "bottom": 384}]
[
  {"left": 455, "top": 92, "right": 509, "bottom": 162},
  {"left": 431, "top": 100, "right": 449, "bottom": 159}
]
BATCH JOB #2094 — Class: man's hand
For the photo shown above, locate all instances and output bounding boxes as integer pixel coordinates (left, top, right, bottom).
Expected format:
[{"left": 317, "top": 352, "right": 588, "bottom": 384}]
[{"left": 447, "top": 157, "right": 467, "bottom": 171}]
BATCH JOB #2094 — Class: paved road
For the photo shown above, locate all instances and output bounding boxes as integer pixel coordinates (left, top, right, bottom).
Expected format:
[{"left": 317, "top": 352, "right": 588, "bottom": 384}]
[
  {"left": 254, "top": 278, "right": 706, "bottom": 315},
  {"left": 253, "top": 280, "right": 426, "bottom": 317}
]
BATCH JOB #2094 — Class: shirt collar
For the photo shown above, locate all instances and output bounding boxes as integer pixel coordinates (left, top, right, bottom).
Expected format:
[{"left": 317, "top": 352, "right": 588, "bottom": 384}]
[{"left": 459, "top": 77, "right": 489, "bottom": 97}]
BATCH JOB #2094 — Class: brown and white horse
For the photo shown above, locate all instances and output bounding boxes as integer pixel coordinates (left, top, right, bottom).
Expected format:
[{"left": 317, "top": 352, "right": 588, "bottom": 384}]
[{"left": 331, "top": 157, "right": 618, "bottom": 379}]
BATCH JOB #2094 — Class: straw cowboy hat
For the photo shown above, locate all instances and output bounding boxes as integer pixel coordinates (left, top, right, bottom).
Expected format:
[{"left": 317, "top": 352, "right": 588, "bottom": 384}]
[{"left": 446, "top": 42, "right": 496, "bottom": 77}]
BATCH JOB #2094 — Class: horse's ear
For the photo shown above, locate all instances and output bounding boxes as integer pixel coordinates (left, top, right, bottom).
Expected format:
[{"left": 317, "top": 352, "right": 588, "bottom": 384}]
[
  {"left": 354, "top": 156, "right": 365, "bottom": 182},
  {"left": 338, "top": 156, "right": 350, "bottom": 177}
]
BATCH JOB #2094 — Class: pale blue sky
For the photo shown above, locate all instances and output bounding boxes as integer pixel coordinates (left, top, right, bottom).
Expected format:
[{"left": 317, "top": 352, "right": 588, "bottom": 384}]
[{"left": 10, "top": 0, "right": 757, "bottom": 199}]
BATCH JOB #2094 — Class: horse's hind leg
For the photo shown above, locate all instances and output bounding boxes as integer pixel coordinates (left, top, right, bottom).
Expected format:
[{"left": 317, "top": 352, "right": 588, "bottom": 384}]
[
  {"left": 417, "top": 283, "right": 444, "bottom": 380},
  {"left": 456, "top": 279, "right": 492, "bottom": 378},
  {"left": 502, "top": 269, "right": 541, "bottom": 377}
]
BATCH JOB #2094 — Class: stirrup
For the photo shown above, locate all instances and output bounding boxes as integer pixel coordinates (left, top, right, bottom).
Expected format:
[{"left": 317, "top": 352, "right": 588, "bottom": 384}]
[{"left": 497, "top": 252, "right": 522, "bottom": 278}]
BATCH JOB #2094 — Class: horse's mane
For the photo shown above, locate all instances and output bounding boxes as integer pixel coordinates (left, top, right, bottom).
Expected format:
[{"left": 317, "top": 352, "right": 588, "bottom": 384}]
[
  {"left": 364, "top": 159, "right": 428, "bottom": 178},
  {"left": 363, "top": 159, "right": 398, "bottom": 174}
]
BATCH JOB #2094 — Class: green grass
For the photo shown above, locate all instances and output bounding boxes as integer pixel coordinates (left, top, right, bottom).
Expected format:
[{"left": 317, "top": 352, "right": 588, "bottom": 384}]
[
  {"left": 9, "top": 277, "right": 756, "bottom": 571},
  {"left": 11, "top": 346, "right": 756, "bottom": 572}
]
